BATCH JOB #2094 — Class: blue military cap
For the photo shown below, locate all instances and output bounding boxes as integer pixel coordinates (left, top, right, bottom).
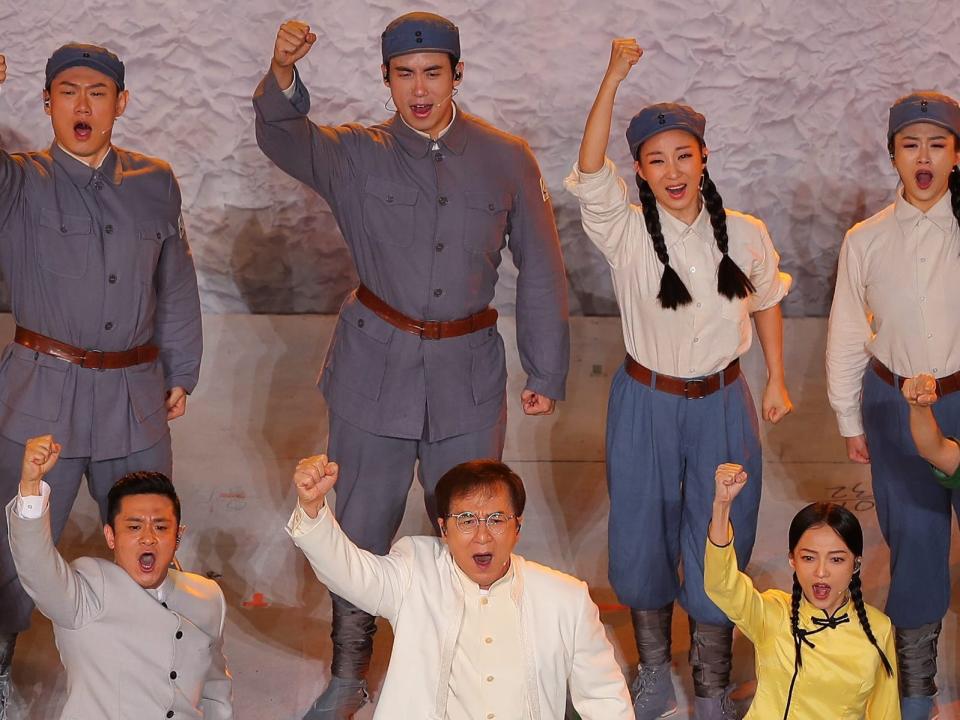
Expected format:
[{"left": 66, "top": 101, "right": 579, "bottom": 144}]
[
  {"left": 381, "top": 12, "right": 460, "bottom": 66},
  {"left": 45, "top": 43, "right": 125, "bottom": 91},
  {"left": 888, "top": 91, "right": 960, "bottom": 142},
  {"left": 626, "top": 102, "right": 706, "bottom": 158}
]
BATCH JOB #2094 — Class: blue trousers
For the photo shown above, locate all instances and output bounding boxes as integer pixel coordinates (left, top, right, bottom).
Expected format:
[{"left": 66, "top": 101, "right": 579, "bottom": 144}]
[
  {"left": 606, "top": 363, "right": 762, "bottom": 626},
  {"left": 862, "top": 366, "right": 960, "bottom": 628}
]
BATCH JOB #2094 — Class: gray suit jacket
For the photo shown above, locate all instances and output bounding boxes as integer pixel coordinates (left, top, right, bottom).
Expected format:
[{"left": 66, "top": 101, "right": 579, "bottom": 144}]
[
  {"left": 6, "top": 499, "right": 232, "bottom": 719},
  {"left": 254, "top": 69, "right": 569, "bottom": 441},
  {"left": 0, "top": 144, "right": 202, "bottom": 460}
]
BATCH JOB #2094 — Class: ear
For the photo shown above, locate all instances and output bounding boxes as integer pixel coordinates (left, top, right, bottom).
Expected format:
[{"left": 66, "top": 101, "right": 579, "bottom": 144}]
[
  {"left": 177, "top": 524, "right": 186, "bottom": 546},
  {"left": 114, "top": 89, "right": 129, "bottom": 119},
  {"left": 103, "top": 523, "right": 116, "bottom": 550},
  {"left": 42, "top": 91, "right": 52, "bottom": 117},
  {"left": 787, "top": 553, "right": 796, "bottom": 572},
  {"left": 438, "top": 518, "right": 449, "bottom": 543},
  {"left": 853, "top": 556, "right": 862, "bottom": 574},
  {"left": 381, "top": 63, "right": 389, "bottom": 86},
  {"left": 634, "top": 159, "right": 645, "bottom": 181},
  {"left": 453, "top": 61, "right": 464, "bottom": 85},
  {"left": 701, "top": 145, "right": 709, "bottom": 164}
]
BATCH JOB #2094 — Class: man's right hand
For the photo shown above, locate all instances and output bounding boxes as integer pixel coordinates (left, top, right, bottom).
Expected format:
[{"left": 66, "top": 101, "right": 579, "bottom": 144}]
[
  {"left": 20, "top": 435, "right": 61, "bottom": 498},
  {"left": 845, "top": 434, "right": 870, "bottom": 464},
  {"left": 604, "top": 38, "right": 643, "bottom": 84},
  {"left": 271, "top": 21, "right": 317, "bottom": 88},
  {"left": 0, "top": 54, "right": 7, "bottom": 85},
  {"left": 293, "top": 454, "right": 338, "bottom": 519}
]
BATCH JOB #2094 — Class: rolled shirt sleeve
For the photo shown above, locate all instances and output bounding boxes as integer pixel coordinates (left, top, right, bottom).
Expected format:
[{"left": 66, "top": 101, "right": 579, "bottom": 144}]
[{"left": 564, "top": 158, "right": 640, "bottom": 269}]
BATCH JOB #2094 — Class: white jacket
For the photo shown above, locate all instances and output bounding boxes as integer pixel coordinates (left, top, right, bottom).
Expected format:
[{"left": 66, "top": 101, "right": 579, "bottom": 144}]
[{"left": 288, "top": 505, "right": 632, "bottom": 720}]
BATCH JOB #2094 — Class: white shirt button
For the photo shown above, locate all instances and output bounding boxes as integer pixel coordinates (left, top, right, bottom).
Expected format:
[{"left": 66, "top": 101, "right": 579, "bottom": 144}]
[
  {"left": 696, "top": 302, "right": 702, "bottom": 308},
  {"left": 933, "top": 368, "right": 939, "bottom": 373},
  {"left": 920, "top": 296, "right": 926, "bottom": 303},
  {"left": 689, "top": 266, "right": 696, "bottom": 273},
  {"left": 928, "top": 333, "right": 934, "bottom": 339},
  {"left": 693, "top": 337, "right": 700, "bottom": 343},
  {"left": 484, "top": 637, "right": 493, "bottom": 644},
  {"left": 920, "top": 257, "right": 927, "bottom": 263}
]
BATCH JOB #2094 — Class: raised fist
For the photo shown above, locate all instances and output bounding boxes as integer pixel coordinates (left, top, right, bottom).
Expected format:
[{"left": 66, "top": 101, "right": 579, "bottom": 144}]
[
  {"left": 902, "top": 373, "right": 938, "bottom": 407},
  {"left": 293, "top": 454, "right": 338, "bottom": 517},
  {"left": 605, "top": 38, "right": 643, "bottom": 82},
  {"left": 20, "top": 435, "right": 61, "bottom": 496},
  {"left": 0, "top": 55, "right": 7, "bottom": 85},
  {"left": 714, "top": 462, "right": 748, "bottom": 505},
  {"left": 273, "top": 20, "right": 317, "bottom": 69}
]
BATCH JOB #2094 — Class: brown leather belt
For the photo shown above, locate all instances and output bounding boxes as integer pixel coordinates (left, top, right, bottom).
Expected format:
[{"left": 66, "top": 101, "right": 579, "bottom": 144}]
[
  {"left": 870, "top": 357, "right": 960, "bottom": 396},
  {"left": 14, "top": 326, "right": 159, "bottom": 370},
  {"left": 624, "top": 355, "right": 741, "bottom": 399},
  {"left": 355, "top": 284, "right": 498, "bottom": 340}
]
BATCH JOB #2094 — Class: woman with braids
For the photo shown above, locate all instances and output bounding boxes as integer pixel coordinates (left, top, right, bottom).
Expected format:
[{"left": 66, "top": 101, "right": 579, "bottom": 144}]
[
  {"left": 565, "top": 39, "right": 792, "bottom": 720},
  {"left": 826, "top": 91, "right": 960, "bottom": 720},
  {"left": 706, "top": 463, "right": 899, "bottom": 719}
]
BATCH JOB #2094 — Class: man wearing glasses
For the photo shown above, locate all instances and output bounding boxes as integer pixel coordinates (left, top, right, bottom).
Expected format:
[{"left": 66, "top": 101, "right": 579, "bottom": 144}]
[{"left": 288, "top": 456, "right": 632, "bottom": 719}]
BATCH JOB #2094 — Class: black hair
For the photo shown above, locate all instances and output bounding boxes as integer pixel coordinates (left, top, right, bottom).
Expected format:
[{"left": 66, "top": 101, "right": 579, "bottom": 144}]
[
  {"left": 384, "top": 54, "right": 460, "bottom": 81},
  {"left": 435, "top": 460, "right": 526, "bottom": 519},
  {"left": 787, "top": 503, "right": 893, "bottom": 678},
  {"left": 634, "top": 142, "right": 754, "bottom": 310},
  {"left": 106, "top": 471, "right": 181, "bottom": 528}
]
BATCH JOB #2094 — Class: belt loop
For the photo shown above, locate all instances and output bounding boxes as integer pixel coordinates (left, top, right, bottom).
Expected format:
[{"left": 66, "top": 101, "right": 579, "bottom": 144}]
[{"left": 650, "top": 369, "right": 658, "bottom": 391}]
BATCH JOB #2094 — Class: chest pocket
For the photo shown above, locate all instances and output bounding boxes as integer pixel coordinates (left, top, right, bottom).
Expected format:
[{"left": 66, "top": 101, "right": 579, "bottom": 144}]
[
  {"left": 463, "top": 191, "right": 511, "bottom": 254},
  {"left": 37, "top": 208, "right": 93, "bottom": 279},
  {"left": 362, "top": 177, "right": 418, "bottom": 248},
  {"left": 136, "top": 218, "right": 176, "bottom": 285}
]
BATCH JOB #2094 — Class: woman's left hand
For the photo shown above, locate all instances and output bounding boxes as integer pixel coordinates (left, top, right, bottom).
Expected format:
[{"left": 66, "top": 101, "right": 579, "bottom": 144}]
[{"left": 762, "top": 379, "right": 793, "bottom": 424}]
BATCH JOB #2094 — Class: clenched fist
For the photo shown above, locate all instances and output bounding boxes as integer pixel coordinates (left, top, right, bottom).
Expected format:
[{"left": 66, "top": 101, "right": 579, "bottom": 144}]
[
  {"left": 714, "top": 462, "right": 748, "bottom": 505},
  {"left": 20, "top": 435, "right": 61, "bottom": 497},
  {"left": 902, "top": 373, "right": 938, "bottom": 407},
  {"left": 0, "top": 54, "right": 7, "bottom": 85},
  {"left": 293, "top": 454, "right": 339, "bottom": 518},
  {"left": 273, "top": 21, "right": 317, "bottom": 69},
  {"left": 605, "top": 38, "right": 642, "bottom": 83}
]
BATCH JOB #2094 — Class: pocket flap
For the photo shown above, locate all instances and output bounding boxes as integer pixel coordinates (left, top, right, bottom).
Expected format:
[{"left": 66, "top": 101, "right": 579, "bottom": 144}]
[
  {"left": 364, "top": 177, "right": 418, "bottom": 206},
  {"left": 464, "top": 191, "right": 512, "bottom": 214},
  {"left": 137, "top": 218, "right": 177, "bottom": 242},
  {"left": 39, "top": 208, "right": 92, "bottom": 235}
]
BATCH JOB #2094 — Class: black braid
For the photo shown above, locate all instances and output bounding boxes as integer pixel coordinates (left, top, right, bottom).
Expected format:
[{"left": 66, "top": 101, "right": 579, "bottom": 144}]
[
  {"left": 950, "top": 165, "right": 960, "bottom": 247},
  {"left": 700, "top": 168, "right": 756, "bottom": 300},
  {"left": 634, "top": 174, "right": 693, "bottom": 309},
  {"left": 789, "top": 573, "right": 803, "bottom": 669},
  {"left": 849, "top": 572, "right": 894, "bottom": 677}
]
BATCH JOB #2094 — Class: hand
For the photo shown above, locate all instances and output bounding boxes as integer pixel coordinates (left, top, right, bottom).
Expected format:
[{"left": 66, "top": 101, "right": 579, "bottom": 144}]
[
  {"left": 273, "top": 20, "right": 317, "bottom": 69},
  {"left": 714, "top": 463, "right": 748, "bottom": 505},
  {"left": 20, "top": 435, "right": 61, "bottom": 497},
  {"left": 293, "top": 454, "right": 339, "bottom": 518},
  {"left": 845, "top": 434, "right": 870, "bottom": 464},
  {"left": 902, "top": 373, "right": 938, "bottom": 407},
  {"left": 762, "top": 379, "right": 793, "bottom": 424},
  {"left": 165, "top": 387, "right": 188, "bottom": 421},
  {"left": 521, "top": 389, "right": 556, "bottom": 416},
  {"left": 0, "top": 55, "right": 6, "bottom": 85},
  {"left": 604, "top": 38, "right": 643, "bottom": 83}
]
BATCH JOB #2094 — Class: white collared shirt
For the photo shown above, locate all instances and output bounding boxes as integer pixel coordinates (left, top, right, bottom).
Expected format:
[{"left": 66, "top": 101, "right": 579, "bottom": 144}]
[
  {"left": 565, "top": 158, "right": 790, "bottom": 377},
  {"left": 827, "top": 188, "right": 960, "bottom": 436}
]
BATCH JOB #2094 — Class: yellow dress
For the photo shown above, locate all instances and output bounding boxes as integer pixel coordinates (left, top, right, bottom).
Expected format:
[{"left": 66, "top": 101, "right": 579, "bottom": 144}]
[{"left": 704, "top": 536, "right": 900, "bottom": 719}]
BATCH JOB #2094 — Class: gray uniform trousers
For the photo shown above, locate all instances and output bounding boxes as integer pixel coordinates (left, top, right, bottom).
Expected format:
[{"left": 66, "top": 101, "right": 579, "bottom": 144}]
[
  {"left": 0, "top": 432, "right": 172, "bottom": 634},
  {"left": 326, "top": 408, "right": 506, "bottom": 678}
]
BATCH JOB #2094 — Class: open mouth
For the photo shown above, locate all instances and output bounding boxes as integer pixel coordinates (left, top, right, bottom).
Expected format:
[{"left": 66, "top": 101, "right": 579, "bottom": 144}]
[
  {"left": 915, "top": 170, "right": 933, "bottom": 190},
  {"left": 812, "top": 582, "right": 831, "bottom": 601},
  {"left": 410, "top": 103, "right": 433, "bottom": 120},
  {"left": 665, "top": 183, "right": 687, "bottom": 200},
  {"left": 472, "top": 553, "right": 493, "bottom": 570},
  {"left": 74, "top": 122, "right": 92, "bottom": 142},
  {"left": 138, "top": 552, "right": 156, "bottom": 574}
]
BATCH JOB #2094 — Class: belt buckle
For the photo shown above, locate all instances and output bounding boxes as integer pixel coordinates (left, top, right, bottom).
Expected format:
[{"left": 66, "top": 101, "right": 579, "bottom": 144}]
[
  {"left": 684, "top": 378, "right": 708, "bottom": 400},
  {"left": 419, "top": 322, "right": 442, "bottom": 340},
  {"left": 81, "top": 349, "right": 105, "bottom": 370}
]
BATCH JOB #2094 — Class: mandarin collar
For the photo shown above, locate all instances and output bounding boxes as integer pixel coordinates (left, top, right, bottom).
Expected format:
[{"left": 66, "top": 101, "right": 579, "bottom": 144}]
[
  {"left": 51, "top": 143, "right": 123, "bottom": 188},
  {"left": 453, "top": 556, "right": 515, "bottom": 598},
  {"left": 799, "top": 594, "right": 850, "bottom": 626},
  {"left": 894, "top": 185, "right": 955, "bottom": 236},
  {"left": 389, "top": 103, "right": 468, "bottom": 159}
]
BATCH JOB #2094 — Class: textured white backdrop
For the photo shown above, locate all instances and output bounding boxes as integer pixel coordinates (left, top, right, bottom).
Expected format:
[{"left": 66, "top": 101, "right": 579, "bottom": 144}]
[{"left": 1, "top": 0, "right": 958, "bottom": 315}]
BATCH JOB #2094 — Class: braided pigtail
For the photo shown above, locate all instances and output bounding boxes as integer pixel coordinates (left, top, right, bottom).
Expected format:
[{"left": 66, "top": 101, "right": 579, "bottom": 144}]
[
  {"left": 949, "top": 165, "right": 960, "bottom": 246},
  {"left": 635, "top": 174, "right": 692, "bottom": 310},
  {"left": 700, "top": 168, "right": 755, "bottom": 300},
  {"left": 849, "top": 572, "right": 894, "bottom": 677},
  {"left": 790, "top": 573, "right": 803, "bottom": 669}
]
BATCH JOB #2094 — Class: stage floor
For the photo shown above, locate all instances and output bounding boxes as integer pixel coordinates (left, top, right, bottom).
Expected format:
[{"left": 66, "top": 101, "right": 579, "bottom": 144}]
[{"left": 5, "top": 314, "right": 959, "bottom": 718}]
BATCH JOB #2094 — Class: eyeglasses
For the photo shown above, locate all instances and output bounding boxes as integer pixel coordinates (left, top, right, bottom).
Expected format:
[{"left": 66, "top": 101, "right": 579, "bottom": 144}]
[{"left": 445, "top": 511, "right": 517, "bottom": 535}]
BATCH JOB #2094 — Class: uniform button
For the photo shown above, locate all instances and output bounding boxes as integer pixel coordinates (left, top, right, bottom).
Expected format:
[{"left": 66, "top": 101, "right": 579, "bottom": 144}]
[
  {"left": 690, "top": 368, "right": 695, "bottom": 373},
  {"left": 104, "top": 322, "right": 114, "bottom": 331},
  {"left": 167, "top": 713, "right": 174, "bottom": 718},
  {"left": 696, "top": 302, "right": 702, "bottom": 308},
  {"left": 438, "top": 196, "right": 448, "bottom": 206},
  {"left": 386, "top": 195, "right": 394, "bottom": 203},
  {"left": 104, "top": 224, "right": 113, "bottom": 234},
  {"left": 487, "top": 714, "right": 495, "bottom": 719},
  {"left": 933, "top": 368, "right": 939, "bottom": 373},
  {"left": 693, "top": 337, "right": 700, "bottom": 343},
  {"left": 156, "top": 232, "right": 162, "bottom": 240},
  {"left": 487, "top": 328, "right": 494, "bottom": 336},
  {"left": 357, "top": 319, "right": 365, "bottom": 328},
  {"left": 689, "top": 266, "right": 696, "bottom": 273},
  {"left": 60, "top": 225, "right": 68, "bottom": 233},
  {"left": 175, "top": 630, "right": 183, "bottom": 639},
  {"left": 487, "top": 203, "right": 495, "bottom": 211},
  {"left": 484, "top": 637, "right": 493, "bottom": 644},
  {"left": 480, "top": 597, "right": 489, "bottom": 606},
  {"left": 170, "top": 670, "right": 177, "bottom": 680},
  {"left": 920, "top": 296, "right": 926, "bottom": 302},
  {"left": 927, "top": 333, "right": 933, "bottom": 339},
  {"left": 920, "top": 257, "right": 926, "bottom": 263},
  {"left": 486, "top": 675, "right": 494, "bottom": 682},
  {"left": 108, "top": 274, "right": 117, "bottom": 284},
  {"left": 434, "top": 288, "right": 443, "bottom": 297},
  {"left": 94, "top": 182, "right": 103, "bottom": 190},
  {"left": 434, "top": 152, "right": 444, "bottom": 162},
  {"left": 435, "top": 243, "right": 444, "bottom": 252}
]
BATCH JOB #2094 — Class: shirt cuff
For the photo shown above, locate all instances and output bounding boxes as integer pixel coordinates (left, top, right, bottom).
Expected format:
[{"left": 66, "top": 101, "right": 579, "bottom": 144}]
[
  {"left": 837, "top": 411, "right": 865, "bottom": 438},
  {"left": 16, "top": 481, "right": 51, "bottom": 519},
  {"left": 286, "top": 500, "right": 328, "bottom": 537}
]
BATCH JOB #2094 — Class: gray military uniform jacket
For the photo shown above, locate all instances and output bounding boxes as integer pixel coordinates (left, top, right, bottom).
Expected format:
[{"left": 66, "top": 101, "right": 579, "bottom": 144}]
[
  {"left": 254, "top": 70, "right": 569, "bottom": 441},
  {"left": 6, "top": 498, "right": 232, "bottom": 719},
  {"left": 0, "top": 144, "right": 202, "bottom": 460}
]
